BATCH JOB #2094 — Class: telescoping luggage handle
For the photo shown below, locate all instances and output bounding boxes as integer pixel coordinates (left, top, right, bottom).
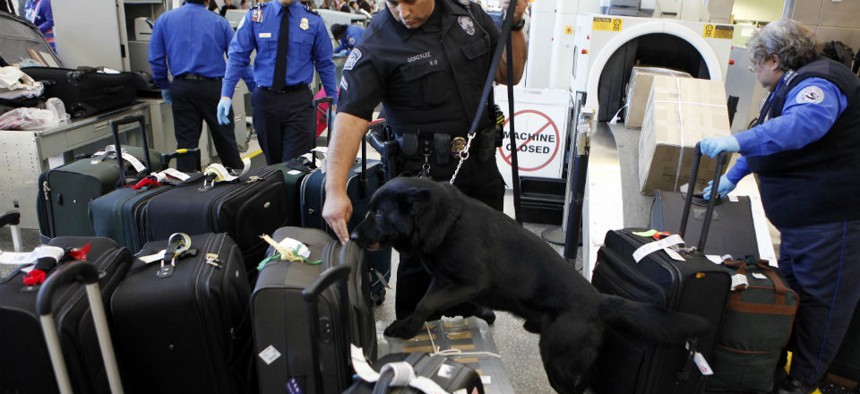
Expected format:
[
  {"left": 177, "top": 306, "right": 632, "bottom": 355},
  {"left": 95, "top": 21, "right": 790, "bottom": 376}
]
[
  {"left": 678, "top": 142, "right": 729, "bottom": 252},
  {"left": 301, "top": 245, "right": 354, "bottom": 394},
  {"left": 110, "top": 115, "right": 154, "bottom": 186},
  {"left": 315, "top": 94, "right": 377, "bottom": 198},
  {"left": 36, "top": 262, "right": 124, "bottom": 394}
]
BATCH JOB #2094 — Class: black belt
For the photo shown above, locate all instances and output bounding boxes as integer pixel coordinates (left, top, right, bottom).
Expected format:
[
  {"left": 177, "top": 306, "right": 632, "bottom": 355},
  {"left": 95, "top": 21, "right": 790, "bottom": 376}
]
[
  {"left": 260, "top": 84, "right": 307, "bottom": 93},
  {"left": 175, "top": 74, "right": 222, "bottom": 81}
]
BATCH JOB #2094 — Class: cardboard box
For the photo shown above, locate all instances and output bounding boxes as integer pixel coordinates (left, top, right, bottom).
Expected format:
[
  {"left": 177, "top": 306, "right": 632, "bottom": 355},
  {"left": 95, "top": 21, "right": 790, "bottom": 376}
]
[
  {"left": 639, "top": 75, "right": 731, "bottom": 195},
  {"left": 625, "top": 67, "right": 691, "bottom": 129}
]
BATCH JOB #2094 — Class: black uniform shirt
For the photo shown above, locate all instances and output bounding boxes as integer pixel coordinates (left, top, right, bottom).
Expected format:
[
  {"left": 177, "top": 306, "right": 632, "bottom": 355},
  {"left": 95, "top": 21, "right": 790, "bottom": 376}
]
[{"left": 337, "top": 0, "right": 499, "bottom": 134}]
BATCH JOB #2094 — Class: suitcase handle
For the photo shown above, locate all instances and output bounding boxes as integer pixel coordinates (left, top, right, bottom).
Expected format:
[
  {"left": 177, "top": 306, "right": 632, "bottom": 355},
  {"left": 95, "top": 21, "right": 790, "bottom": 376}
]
[
  {"left": 36, "top": 262, "right": 124, "bottom": 394},
  {"left": 301, "top": 256, "right": 353, "bottom": 394},
  {"left": 0, "top": 210, "right": 22, "bottom": 252},
  {"left": 678, "top": 143, "right": 729, "bottom": 252},
  {"left": 161, "top": 148, "right": 203, "bottom": 172},
  {"left": 110, "top": 115, "right": 154, "bottom": 186}
]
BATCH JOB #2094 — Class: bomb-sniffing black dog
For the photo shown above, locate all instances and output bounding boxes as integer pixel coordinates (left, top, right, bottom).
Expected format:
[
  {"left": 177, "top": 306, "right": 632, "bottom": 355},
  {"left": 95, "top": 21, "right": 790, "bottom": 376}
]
[{"left": 351, "top": 177, "right": 710, "bottom": 394}]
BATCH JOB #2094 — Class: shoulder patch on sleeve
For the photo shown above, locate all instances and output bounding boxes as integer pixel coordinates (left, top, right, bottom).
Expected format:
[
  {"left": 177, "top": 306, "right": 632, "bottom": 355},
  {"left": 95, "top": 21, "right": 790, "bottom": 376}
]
[
  {"left": 343, "top": 48, "right": 362, "bottom": 71},
  {"left": 796, "top": 85, "right": 825, "bottom": 104}
]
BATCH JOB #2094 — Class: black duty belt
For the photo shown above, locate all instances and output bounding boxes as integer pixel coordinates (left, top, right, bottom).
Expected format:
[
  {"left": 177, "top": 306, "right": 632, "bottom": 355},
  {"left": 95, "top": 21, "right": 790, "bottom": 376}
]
[
  {"left": 175, "top": 74, "right": 222, "bottom": 81},
  {"left": 259, "top": 84, "right": 307, "bottom": 93}
]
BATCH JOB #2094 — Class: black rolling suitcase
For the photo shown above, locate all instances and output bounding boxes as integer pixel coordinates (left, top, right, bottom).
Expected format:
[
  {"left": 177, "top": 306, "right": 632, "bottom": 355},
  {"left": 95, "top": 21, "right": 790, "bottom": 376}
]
[
  {"left": 89, "top": 148, "right": 202, "bottom": 253},
  {"left": 22, "top": 66, "right": 139, "bottom": 118},
  {"left": 0, "top": 233, "right": 132, "bottom": 393},
  {"left": 37, "top": 115, "right": 163, "bottom": 239},
  {"left": 344, "top": 352, "right": 485, "bottom": 393},
  {"left": 37, "top": 261, "right": 126, "bottom": 394},
  {"left": 110, "top": 232, "right": 253, "bottom": 394},
  {"left": 144, "top": 166, "right": 289, "bottom": 272},
  {"left": 252, "top": 227, "right": 377, "bottom": 394},
  {"left": 267, "top": 157, "right": 316, "bottom": 227},
  {"left": 591, "top": 144, "right": 733, "bottom": 394},
  {"left": 301, "top": 132, "right": 392, "bottom": 304},
  {"left": 651, "top": 190, "right": 761, "bottom": 260}
]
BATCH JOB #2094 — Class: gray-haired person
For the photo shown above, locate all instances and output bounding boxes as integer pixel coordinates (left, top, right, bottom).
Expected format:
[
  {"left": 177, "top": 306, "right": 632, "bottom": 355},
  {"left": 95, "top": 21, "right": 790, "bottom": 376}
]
[{"left": 700, "top": 19, "right": 860, "bottom": 394}]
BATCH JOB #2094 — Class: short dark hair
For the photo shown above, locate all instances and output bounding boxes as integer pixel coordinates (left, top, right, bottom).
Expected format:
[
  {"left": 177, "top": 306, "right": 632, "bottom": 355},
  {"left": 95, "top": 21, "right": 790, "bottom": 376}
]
[
  {"left": 186, "top": 0, "right": 206, "bottom": 4},
  {"left": 331, "top": 23, "right": 347, "bottom": 39}
]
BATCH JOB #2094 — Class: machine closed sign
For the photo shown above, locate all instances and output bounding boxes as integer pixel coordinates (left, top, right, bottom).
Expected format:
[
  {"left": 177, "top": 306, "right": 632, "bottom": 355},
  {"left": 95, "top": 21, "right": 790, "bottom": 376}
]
[
  {"left": 703, "top": 24, "right": 734, "bottom": 39},
  {"left": 593, "top": 17, "right": 622, "bottom": 32}
]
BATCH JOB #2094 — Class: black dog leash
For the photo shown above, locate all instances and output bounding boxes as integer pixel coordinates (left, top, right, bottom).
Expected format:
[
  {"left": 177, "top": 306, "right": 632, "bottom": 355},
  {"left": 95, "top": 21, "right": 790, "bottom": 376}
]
[{"left": 450, "top": 0, "right": 520, "bottom": 223}]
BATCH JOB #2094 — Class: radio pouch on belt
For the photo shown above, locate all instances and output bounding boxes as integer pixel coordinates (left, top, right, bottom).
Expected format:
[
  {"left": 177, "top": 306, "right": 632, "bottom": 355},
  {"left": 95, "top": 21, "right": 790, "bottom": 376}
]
[
  {"left": 433, "top": 133, "right": 451, "bottom": 166},
  {"left": 396, "top": 132, "right": 419, "bottom": 157}
]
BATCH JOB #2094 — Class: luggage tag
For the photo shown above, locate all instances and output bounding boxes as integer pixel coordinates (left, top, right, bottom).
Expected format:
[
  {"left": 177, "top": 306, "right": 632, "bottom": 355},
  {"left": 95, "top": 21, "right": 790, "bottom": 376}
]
[
  {"left": 632, "top": 234, "right": 686, "bottom": 263},
  {"left": 686, "top": 342, "right": 714, "bottom": 376}
]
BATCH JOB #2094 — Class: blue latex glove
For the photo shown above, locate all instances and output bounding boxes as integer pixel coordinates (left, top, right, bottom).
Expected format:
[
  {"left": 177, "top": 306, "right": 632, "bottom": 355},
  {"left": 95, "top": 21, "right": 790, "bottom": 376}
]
[
  {"left": 217, "top": 97, "right": 232, "bottom": 125},
  {"left": 703, "top": 175, "right": 737, "bottom": 200},
  {"left": 700, "top": 136, "right": 740, "bottom": 158},
  {"left": 334, "top": 49, "right": 348, "bottom": 58},
  {"left": 161, "top": 89, "right": 172, "bottom": 105}
]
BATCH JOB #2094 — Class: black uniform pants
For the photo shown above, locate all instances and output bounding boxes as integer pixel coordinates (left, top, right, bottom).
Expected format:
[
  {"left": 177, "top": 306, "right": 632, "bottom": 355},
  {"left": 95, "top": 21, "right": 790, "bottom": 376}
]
[
  {"left": 252, "top": 86, "right": 314, "bottom": 165},
  {"left": 394, "top": 154, "right": 506, "bottom": 320},
  {"left": 170, "top": 79, "right": 243, "bottom": 172}
]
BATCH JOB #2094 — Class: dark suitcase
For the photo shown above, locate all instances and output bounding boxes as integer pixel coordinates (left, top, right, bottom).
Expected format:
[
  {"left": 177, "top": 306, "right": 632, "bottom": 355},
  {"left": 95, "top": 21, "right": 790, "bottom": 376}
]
[
  {"left": 591, "top": 144, "right": 733, "bottom": 394},
  {"left": 89, "top": 148, "right": 202, "bottom": 253},
  {"left": 37, "top": 115, "right": 163, "bottom": 239},
  {"left": 22, "top": 66, "right": 138, "bottom": 118},
  {"left": 0, "top": 12, "right": 63, "bottom": 68},
  {"left": 827, "top": 306, "right": 860, "bottom": 389},
  {"left": 37, "top": 260, "right": 126, "bottom": 394},
  {"left": 267, "top": 157, "right": 316, "bottom": 227},
  {"left": 707, "top": 259, "right": 799, "bottom": 393},
  {"left": 301, "top": 134, "right": 392, "bottom": 304},
  {"left": 651, "top": 190, "right": 761, "bottom": 260},
  {"left": 144, "top": 166, "right": 289, "bottom": 272},
  {"left": 344, "top": 352, "right": 485, "bottom": 393},
  {"left": 110, "top": 232, "right": 253, "bottom": 394},
  {"left": 252, "top": 227, "right": 377, "bottom": 394},
  {"left": 0, "top": 236, "right": 132, "bottom": 394}
]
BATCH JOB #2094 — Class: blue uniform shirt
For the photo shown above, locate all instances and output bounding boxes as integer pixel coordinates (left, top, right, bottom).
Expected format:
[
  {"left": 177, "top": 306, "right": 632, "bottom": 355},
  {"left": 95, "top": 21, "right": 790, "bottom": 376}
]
[
  {"left": 727, "top": 76, "right": 849, "bottom": 184},
  {"left": 24, "top": 0, "right": 53, "bottom": 34},
  {"left": 222, "top": 1, "right": 337, "bottom": 100},
  {"left": 334, "top": 24, "right": 365, "bottom": 53},
  {"left": 148, "top": 3, "right": 254, "bottom": 90}
]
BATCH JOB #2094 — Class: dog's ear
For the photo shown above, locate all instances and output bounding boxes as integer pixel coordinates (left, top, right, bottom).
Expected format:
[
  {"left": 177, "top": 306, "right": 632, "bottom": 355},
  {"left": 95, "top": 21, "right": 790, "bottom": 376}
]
[{"left": 404, "top": 187, "right": 432, "bottom": 216}]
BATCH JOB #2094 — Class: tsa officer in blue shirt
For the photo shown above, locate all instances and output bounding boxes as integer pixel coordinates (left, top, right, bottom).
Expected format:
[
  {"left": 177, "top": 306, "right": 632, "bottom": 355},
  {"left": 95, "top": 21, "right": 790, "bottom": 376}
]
[
  {"left": 149, "top": 0, "right": 255, "bottom": 172},
  {"left": 219, "top": 0, "right": 338, "bottom": 165},
  {"left": 331, "top": 23, "right": 365, "bottom": 56},
  {"left": 701, "top": 19, "right": 860, "bottom": 394},
  {"left": 24, "top": 0, "right": 54, "bottom": 50}
]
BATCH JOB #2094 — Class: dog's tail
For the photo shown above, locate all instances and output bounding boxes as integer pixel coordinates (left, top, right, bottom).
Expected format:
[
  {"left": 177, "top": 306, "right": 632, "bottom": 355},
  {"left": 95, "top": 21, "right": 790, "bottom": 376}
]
[{"left": 598, "top": 294, "right": 710, "bottom": 345}]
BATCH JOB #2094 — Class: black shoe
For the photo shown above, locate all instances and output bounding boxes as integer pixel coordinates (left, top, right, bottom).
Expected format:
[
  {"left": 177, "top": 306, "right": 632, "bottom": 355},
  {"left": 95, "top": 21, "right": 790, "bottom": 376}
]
[{"left": 775, "top": 377, "right": 817, "bottom": 394}]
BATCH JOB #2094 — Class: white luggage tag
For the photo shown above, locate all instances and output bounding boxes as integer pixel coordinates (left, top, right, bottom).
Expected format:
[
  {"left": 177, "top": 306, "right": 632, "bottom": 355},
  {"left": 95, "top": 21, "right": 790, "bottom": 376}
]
[
  {"left": 632, "top": 234, "right": 686, "bottom": 263},
  {"left": 349, "top": 345, "right": 449, "bottom": 394}
]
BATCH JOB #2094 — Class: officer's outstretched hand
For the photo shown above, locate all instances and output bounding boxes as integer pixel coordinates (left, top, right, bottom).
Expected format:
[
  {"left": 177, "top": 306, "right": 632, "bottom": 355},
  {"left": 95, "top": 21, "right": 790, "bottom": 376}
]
[
  {"left": 161, "top": 89, "right": 172, "bottom": 105},
  {"left": 703, "top": 175, "right": 737, "bottom": 200},
  {"left": 322, "top": 191, "right": 353, "bottom": 244},
  {"left": 217, "top": 97, "right": 232, "bottom": 125},
  {"left": 700, "top": 136, "right": 739, "bottom": 158}
]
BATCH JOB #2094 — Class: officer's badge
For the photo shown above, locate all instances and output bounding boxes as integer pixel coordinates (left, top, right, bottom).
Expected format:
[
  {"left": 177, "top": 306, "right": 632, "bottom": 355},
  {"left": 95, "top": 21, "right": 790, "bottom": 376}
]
[
  {"left": 344, "top": 48, "right": 362, "bottom": 71},
  {"left": 450, "top": 137, "right": 467, "bottom": 158},
  {"left": 458, "top": 16, "right": 476, "bottom": 36},
  {"left": 796, "top": 86, "right": 825, "bottom": 104},
  {"left": 300, "top": 17, "right": 309, "bottom": 30},
  {"left": 251, "top": 8, "right": 263, "bottom": 23},
  {"left": 348, "top": 37, "right": 356, "bottom": 45}
]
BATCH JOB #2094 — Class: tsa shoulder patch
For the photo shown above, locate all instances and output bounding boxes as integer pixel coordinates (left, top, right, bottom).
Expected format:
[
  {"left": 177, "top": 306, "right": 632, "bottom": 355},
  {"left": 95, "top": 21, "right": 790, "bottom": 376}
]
[
  {"left": 796, "top": 85, "right": 825, "bottom": 104},
  {"left": 344, "top": 48, "right": 362, "bottom": 71}
]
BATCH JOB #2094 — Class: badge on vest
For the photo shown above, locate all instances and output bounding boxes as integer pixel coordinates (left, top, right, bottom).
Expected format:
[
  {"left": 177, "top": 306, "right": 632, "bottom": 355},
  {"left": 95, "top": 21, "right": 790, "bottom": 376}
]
[
  {"left": 796, "top": 86, "right": 825, "bottom": 104},
  {"left": 344, "top": 48, "right": 362, "bottom": 71},
  {"left": 458, "top": 16, "right": 476, "bottom": 36},
  {"left": 300, "top": 17, "right": 309, "bottom": 30}
]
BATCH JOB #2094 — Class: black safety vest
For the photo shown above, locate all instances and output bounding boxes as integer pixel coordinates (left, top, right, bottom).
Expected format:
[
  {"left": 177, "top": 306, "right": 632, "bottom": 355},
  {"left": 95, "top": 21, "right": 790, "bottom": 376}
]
[{"left": 746, "top": 58, "right": 860, "bottom": 227}]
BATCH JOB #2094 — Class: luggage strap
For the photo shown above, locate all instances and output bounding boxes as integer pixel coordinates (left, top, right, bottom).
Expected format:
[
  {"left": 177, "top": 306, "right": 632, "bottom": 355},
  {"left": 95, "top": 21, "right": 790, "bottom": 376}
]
[
  {"left": 198, "top": 158, "right": 252, "bottom": 191},
  {"left": 349, "top": 345, "right": 453, "bottom": 394},
  {"left": 158, "top": 233, "right": 193, "bottom": 279},
  {"left": 256, "top": 235, "right": 321, "bottom": 271}
]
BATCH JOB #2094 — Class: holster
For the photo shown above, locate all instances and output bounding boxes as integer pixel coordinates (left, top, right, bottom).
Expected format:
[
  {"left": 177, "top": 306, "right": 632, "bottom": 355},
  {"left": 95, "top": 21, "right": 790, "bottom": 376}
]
[
  {"left": 368, "top": 125, "right": 401, "bottom": 182},
  {"left": 477, "top": 126, "right": 498, "bottom": 162}
]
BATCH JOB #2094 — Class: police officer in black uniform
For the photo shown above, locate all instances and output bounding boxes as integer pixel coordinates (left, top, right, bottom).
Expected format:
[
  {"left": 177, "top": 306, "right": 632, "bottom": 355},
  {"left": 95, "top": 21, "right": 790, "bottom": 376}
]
[{"left": 322, "top": 0, "right": 527, "bottom": 322}]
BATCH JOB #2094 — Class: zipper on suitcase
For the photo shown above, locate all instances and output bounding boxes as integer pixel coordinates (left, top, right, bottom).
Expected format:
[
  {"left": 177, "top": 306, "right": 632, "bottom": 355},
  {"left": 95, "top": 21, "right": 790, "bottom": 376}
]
[{"left": 192, "top": 234, "right": 231, "bottom": 390}]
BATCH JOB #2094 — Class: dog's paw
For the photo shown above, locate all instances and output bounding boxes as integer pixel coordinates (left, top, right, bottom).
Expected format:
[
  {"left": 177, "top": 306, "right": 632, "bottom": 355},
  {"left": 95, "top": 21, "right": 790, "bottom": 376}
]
[{"left": 384, "top": 318, "right": 423, "bottom": 339}]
